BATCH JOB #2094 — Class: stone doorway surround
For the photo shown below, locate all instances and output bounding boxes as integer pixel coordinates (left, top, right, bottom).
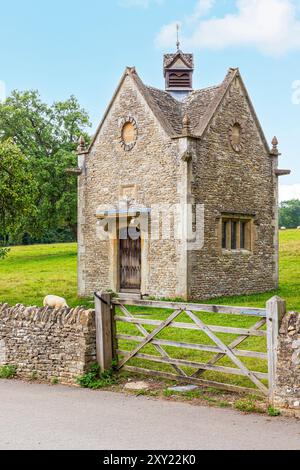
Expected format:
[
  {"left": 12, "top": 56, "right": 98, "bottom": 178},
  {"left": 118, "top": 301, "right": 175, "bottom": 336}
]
[{"left": 99, "top": 208, "right": 150, "bottom": 297}]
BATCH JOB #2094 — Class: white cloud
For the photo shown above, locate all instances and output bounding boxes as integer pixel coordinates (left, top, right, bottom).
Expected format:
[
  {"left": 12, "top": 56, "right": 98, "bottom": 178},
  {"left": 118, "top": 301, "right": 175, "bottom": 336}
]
[
  {"left": 280, "top": 184, "right": 300, "bottom": 201},
  {"left": 155, "top": 21, "right": 182, "bottom": 49},
  {"left": 156, "top": 0, "right": 300, "bottom": 56},
  {"left": 120, "top": 0, "right": 163, "bottom": 7},
  {"left": 155, "top": 1, "right": 215, "bottom": 47},
  {"left": 292, "top": 80, "right": 300, "bottom": 104},
  {"left": 188, "top": 0, "right": 215, "bottom": 22},
  {"left": 0, "top": 81, "right": 6, "bottom": 102}
]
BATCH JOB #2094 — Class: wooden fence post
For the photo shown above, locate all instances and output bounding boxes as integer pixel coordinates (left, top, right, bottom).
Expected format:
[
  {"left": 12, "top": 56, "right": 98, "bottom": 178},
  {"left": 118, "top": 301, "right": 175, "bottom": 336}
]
[
  {"left": 95, "top": 291, "right": 114, "bottom": 372},
  {"left": 266, "top": 296, "right": 286, "bottom": 401}
]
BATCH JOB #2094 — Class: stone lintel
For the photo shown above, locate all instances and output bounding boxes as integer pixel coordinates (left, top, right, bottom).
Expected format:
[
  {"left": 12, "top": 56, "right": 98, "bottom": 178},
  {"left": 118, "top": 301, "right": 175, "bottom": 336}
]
[{"left": 216, "top": 210, "right": 257, "bottom": 219}]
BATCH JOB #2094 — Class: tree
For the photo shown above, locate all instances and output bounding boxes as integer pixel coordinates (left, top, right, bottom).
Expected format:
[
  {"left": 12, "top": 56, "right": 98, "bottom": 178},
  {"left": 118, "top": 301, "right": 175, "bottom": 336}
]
[
  {"left": 0, "top": 90, "right": 91, "bottom": 241},
  {"left": 279, "top": 200, "right": 300, "bottom": 228},
  {"left": 0, "top": 139, "right": 34, "bottom": 258}
]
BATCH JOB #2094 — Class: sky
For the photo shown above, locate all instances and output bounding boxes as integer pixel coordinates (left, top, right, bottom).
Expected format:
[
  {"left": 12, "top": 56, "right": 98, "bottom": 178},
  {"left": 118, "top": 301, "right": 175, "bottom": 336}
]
[{"left": 0, "top": 0, "right": 299, "bottom": 200}]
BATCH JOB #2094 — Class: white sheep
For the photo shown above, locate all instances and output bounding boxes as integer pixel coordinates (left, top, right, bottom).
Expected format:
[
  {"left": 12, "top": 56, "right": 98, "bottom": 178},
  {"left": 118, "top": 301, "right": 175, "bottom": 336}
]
[
  {"left": 280, "top": 227, "right": 287, "bottom": 230},
  {"left": 297, "top": 226, "right": 300, "bottom": 230},
  {"left": 43, "top": 295, "right": 69, "bottom": 309}
]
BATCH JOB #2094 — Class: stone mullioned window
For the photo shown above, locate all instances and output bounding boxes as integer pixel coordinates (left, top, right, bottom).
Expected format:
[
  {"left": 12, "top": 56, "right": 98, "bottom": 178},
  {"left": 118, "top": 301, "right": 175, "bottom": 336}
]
[{"left": 221, "top": 215, "right": 253, "bottom": 252}]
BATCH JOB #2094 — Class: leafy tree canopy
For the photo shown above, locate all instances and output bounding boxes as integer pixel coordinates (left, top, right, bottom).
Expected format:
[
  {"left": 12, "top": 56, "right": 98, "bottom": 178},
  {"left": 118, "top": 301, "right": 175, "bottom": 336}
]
[
  {"left": 0, "top": 139, "right": 35, "bottom": 258},
  {"left": 279, "top": 199, "right": 300, "bottom": 229},
  {"left": 0, "top": 90, "right": 91, "bottom": 241}
]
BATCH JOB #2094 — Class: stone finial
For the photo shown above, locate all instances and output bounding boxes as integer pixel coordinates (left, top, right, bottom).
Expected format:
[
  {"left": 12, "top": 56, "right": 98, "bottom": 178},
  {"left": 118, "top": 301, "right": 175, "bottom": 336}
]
[
  {"left": 272, "top": 136, "right": 278, "bottom": 148},
  {"left": 77, "top": 135, "right": 86, "bottom": 153},
  {"left": 271, "top": 136, "right": 279, "bottom": 155},
  {"left": 182, "top": 113, "right": 191, "bottom": 135}
]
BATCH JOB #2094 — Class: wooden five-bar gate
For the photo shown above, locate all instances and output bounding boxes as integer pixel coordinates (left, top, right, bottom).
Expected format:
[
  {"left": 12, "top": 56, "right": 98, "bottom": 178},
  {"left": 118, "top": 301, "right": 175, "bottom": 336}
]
[{"left": 95, "top": 293, "right": 286, "bottom": 398}]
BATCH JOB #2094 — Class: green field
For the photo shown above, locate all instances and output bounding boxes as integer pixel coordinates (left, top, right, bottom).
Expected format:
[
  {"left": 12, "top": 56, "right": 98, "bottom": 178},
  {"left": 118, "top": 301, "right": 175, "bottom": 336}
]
[
  {"left": 0, "top": 229, "right": 299, "bottom": 310},
  {"left": 115, "top": 230, "right": 300, "bottom": 391},
  {"left": 0, "top": 230, "right": 299, "bottom": 391}
]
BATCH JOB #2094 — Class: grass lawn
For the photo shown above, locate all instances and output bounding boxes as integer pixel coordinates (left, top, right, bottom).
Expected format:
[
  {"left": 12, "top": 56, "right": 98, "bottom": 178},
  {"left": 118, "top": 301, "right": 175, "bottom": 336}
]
[
  {"left": 0, "top": 243, "right": 90, "bottom": 308},
  {"left": 0, "top": 229, "right": 299, "bottom": 310},
  {"left": 0, "top": 229, "right": 299, "bottom": 392},
  {"left": 115, "top": 229, "right": 300, "bottom": 390}
]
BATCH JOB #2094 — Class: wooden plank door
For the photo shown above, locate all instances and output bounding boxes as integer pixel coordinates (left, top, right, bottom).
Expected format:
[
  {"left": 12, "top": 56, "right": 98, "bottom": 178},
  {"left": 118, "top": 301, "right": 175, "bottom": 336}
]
[{"left": 119, "top": 228, "right": 141, "bottom": 291}]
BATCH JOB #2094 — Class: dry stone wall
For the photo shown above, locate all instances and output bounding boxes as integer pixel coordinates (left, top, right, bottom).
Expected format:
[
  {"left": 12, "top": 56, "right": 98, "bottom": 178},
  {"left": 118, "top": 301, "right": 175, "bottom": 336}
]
[{"left": 0, "top": 304, "right": 96, "bottom": 385}]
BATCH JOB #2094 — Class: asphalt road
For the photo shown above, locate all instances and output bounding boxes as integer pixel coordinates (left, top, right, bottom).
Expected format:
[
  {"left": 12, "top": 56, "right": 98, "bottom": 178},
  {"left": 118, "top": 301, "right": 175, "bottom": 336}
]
[{"left": 0, "top": 380, "right": 299, "bottom": 450}]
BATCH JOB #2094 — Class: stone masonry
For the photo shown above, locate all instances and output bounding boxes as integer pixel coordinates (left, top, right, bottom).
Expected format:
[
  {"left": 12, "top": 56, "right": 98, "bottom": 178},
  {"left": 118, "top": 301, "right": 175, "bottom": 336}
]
[
  {"left": 189, "top": 74, "right": 277, "bottom": 299},
  {"left": 0, "top": 304, "right": 96, "bottom": 385},
  {"left": 274, "top": 312, "right": 300, "bottom": 418},
  {"left": 76, "top": 51, "right": 288, "bottom": 301},
  {"left": 78, "top": 72, "right": 183, "bottom": 299}
]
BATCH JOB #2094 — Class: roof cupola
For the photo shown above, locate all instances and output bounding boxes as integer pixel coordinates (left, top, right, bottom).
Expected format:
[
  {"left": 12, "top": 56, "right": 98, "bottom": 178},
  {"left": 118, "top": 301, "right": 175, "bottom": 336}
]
[{"left": 163, "top": 26, "right": 194, "bottom": 101}]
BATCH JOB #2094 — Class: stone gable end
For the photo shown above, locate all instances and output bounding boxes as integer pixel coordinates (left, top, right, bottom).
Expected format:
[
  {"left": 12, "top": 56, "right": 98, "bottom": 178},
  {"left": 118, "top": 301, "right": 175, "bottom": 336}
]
[
  {"left": 189, "top": 75, "right": 276, "bottom": 299},
  {"left": 77, "top": 59, "right": 282, "bottom": 301},
  {"left": 79, "top": 73, "right": 185, "bottom": 298}
]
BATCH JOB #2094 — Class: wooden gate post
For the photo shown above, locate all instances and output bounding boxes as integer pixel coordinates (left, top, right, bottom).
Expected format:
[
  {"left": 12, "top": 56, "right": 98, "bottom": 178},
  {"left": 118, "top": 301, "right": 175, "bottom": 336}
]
[
  {"left": 266, "top": 296, "right": 286, "bottom": 401},
  {"left": 95, "top": 291, "right": 115, "bottom": 372}
]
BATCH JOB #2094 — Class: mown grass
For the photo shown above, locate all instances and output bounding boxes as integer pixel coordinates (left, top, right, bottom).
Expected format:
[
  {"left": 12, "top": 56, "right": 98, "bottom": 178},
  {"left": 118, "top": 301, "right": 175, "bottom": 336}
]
[
  {"left": 0, "top": 243, "right": 91, "bottom": 308},
  {"left": 0, "top": 230, "right": 299, "bottom": 309},
  {"left": 0, "top": 230, "right": 299, "bottom": 392},
  {"left": 115, "top": 229, "right": 300, "bottom": 391}
]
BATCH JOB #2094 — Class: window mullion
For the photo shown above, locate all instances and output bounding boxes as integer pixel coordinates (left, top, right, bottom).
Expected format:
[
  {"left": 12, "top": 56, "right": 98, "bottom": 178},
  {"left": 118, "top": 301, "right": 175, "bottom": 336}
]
[
  {"left": 226, "top": 220, "right": 231, "bottom": 250},
  {"left": 237, "top": 220, "right": 241, "bottom": 250}
]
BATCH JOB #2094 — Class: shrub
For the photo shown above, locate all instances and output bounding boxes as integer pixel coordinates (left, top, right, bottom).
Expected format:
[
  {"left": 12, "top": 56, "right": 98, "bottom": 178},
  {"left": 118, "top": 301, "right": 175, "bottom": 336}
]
[
  {"left": 267, "top": 406, "right": 281, "bottom": 417},
  {"left": 0, "top": 365, "right": 17, "bottom": 379},
  {"left": 77, "top": 362, "right": 117, "bottom": 390}
]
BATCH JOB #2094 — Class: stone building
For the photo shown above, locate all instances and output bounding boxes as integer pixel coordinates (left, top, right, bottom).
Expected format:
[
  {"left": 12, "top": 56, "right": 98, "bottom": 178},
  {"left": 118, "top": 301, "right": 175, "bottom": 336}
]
[{"left": 74, "top": 47, "right": 290, "bottom": 301}]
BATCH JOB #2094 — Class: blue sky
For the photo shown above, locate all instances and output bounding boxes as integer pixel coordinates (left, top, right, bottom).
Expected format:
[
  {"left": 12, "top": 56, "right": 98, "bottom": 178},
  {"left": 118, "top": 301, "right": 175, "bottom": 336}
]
[{"left": 0, "top": 0, "right": 299, "bottom": 198}]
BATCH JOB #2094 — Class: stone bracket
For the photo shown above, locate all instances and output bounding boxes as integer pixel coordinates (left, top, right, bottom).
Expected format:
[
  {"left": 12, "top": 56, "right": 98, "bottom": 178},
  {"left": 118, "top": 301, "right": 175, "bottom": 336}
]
[
  {"left": 275, "top": 169, "right": 291, "bottom": 177},
  {"left": 65, "top": 167, "right": 83, "bottom": 176}
]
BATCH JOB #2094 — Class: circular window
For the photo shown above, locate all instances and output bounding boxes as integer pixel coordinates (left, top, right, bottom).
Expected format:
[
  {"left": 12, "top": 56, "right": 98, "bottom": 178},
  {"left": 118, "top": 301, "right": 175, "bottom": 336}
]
[
  {"left": 120, "top": 117, "right": 138, "bottom": 151},
  {"left": 229, "top": 120, "right": 245, "bottom": 152},
  {"left": 122, "top": 122, "right": 135, "bottom": 145},
  {"left": 231, "top": 124, "right": 241, "bottom": 145}
]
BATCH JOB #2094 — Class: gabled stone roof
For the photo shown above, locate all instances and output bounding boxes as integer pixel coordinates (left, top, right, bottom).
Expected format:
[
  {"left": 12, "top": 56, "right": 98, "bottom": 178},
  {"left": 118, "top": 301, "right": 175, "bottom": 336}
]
[
  {"left": 146, "top": 86, "right": 184, "bottom": 134},
  {"left": 145, "top": 83, "right": 223, "bottom": 136},
  {"left": 163, "top": 52, "right": 194, "bottom": 69},
  {"left": 88, "top": 66, "right": 270, "bottom": 154}
]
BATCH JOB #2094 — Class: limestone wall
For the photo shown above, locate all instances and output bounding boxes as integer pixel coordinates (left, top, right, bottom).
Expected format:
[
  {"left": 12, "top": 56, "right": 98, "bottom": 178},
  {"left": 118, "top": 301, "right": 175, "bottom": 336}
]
[
  {"left": 189, "top": 75, "right": 277, "bottom": 300},
  {"left": 0, "top": 304, "right": 96, "bottom": 385},
  {"left": 78, "top": 73, "right": 183, "bottom": 299},
  {"left": 274, "top": 312, "right": 300, "bottom": 418}
]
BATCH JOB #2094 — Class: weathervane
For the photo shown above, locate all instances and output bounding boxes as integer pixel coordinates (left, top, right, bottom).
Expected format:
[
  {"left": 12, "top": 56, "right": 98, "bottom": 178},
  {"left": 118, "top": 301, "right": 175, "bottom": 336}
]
[{"left": 176, "top": 23, "right": 180, "bottom": 51}]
